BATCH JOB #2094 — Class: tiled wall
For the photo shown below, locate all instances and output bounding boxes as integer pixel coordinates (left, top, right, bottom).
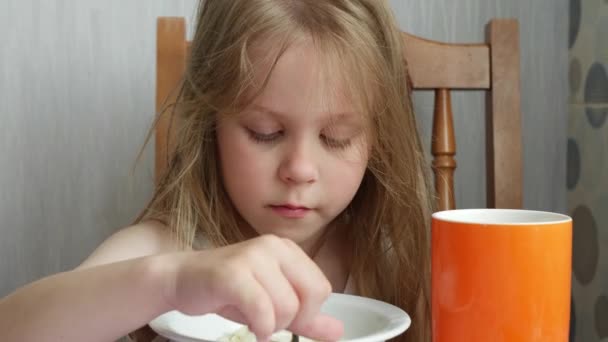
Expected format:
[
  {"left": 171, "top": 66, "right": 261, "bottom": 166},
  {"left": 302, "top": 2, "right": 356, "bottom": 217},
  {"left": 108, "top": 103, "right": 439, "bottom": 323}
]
[{"left": 568, "top": 0, "right": 608, "bottom": 341}]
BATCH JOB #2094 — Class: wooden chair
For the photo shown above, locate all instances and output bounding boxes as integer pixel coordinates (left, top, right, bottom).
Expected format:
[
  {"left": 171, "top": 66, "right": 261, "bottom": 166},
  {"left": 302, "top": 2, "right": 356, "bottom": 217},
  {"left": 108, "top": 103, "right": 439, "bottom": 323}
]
[{"left": 155, "top": 17, "right": 523, "bottom": 211}]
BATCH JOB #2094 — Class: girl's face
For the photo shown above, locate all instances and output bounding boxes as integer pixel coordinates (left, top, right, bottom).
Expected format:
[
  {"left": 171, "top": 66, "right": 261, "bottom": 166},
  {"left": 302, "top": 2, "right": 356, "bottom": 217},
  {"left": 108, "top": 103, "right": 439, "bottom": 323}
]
[{"left": 217, "top": 40, "right": 370, "bottom": 252}]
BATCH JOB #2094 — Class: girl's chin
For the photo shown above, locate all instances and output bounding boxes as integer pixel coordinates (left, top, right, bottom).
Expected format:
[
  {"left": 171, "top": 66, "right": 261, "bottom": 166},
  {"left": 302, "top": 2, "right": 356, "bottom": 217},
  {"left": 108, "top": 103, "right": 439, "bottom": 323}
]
[{"left": 253, "top": 226, "right": 327, "bottom": 244}]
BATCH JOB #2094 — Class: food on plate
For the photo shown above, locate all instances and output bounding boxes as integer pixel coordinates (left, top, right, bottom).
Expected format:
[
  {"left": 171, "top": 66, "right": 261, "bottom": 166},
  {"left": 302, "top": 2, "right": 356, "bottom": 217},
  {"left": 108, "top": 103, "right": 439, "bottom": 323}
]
[{"left": 219, "top": 327, "right": 315, "bottom": 342}]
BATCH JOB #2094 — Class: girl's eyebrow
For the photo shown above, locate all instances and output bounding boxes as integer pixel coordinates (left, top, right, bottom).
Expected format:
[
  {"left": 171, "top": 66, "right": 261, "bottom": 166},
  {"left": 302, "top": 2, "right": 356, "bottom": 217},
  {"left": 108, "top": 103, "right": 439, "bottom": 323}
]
[
  {"left": 250, "top": 103, "right": 357, "bottom": 122},
  {"left": 248, "top": 104, "right": 283, "bottom": 117}
]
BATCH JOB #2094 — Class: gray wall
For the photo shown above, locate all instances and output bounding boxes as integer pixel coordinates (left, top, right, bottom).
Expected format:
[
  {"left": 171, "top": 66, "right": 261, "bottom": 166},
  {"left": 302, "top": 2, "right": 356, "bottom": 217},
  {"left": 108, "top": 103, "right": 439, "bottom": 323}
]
[
  {"left": 1, "top": 0, "right": 568, "bottom": 297},
  {"left": 0, "top": 0, "right": 199, "bottom": 296}
]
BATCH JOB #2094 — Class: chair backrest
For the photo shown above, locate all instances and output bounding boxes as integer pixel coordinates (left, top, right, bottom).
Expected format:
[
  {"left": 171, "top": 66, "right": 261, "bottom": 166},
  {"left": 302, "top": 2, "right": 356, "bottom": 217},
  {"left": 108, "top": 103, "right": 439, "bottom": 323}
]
[{"left": 155, "top": 17, "right": 523, "bottom": 211}]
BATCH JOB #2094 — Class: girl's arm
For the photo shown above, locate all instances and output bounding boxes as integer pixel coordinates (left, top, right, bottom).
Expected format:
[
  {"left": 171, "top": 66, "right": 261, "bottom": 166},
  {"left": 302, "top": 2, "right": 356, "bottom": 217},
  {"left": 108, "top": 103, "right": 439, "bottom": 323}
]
[
  {"left": 0, "top": 225, "right": 344, "bottom": 341},
  {"left": 0, "top": 221, "right": 179, "bottom": 342}
]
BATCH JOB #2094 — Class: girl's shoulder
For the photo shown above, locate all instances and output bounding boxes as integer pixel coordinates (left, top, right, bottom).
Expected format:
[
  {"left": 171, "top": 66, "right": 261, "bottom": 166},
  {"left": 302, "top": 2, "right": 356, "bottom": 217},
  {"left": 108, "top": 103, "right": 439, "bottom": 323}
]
[{"left": 76, "top": 219, "right": 181, "bottom": 270}]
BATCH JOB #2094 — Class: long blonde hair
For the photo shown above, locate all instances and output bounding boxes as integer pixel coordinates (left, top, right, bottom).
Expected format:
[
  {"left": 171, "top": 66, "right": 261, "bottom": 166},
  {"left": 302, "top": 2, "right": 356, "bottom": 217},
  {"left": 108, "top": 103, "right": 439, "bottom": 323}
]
[{"left": 136, "top": 1, "right": 433, "bottom": 341}]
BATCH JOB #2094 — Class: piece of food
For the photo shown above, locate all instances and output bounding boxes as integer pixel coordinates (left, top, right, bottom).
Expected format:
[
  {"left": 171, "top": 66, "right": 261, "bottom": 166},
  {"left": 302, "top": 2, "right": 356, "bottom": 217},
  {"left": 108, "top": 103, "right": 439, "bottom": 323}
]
[
  {"left": 218, "top": 326, "right": 259, "bottom": 342},
  {"left": 218, "top": 327, "right": 315, "bottom": 342}
]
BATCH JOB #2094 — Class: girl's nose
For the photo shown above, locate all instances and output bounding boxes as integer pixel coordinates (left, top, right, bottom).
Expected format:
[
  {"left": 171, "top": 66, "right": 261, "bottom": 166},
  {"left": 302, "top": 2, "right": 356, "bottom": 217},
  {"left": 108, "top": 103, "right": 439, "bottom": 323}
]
[{"left": 278, "top": 142, "right": 319, "bottom": 185}]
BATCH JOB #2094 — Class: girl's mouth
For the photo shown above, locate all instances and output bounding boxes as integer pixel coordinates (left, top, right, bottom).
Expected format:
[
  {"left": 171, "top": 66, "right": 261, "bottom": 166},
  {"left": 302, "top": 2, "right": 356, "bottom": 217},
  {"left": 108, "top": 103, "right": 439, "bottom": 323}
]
[{"left": 268, "top": 204, "right": 311, "bottom": 218}]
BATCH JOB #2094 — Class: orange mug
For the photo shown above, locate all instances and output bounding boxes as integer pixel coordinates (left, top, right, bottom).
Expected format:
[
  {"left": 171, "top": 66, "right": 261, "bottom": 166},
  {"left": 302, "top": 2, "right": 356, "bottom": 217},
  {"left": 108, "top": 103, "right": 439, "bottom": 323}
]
[{"left": 431, "top": 209, "right": 572, "bottom": 341}]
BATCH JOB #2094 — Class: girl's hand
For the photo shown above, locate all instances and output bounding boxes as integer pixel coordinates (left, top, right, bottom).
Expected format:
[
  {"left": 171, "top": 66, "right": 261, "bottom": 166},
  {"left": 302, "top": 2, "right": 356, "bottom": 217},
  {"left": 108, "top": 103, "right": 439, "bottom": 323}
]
[{"left": 167, "top": 235, "right": 344, "bottom": 341}]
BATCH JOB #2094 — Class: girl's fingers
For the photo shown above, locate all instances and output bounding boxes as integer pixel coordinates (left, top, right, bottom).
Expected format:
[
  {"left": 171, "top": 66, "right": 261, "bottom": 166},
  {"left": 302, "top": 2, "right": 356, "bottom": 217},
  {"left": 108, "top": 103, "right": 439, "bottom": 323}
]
[
  {"left": 278, "top": 238, "right": 333, "bottom": 327},
  {"left": 217, "top": 309, "right": 344, "bottom": 342},
  {"left": 192, "top": 236, "right": 340, "bottom": 340},
  {"left": 223, "top": 273, "right": 276, "bottom": 339},
  {"left": 289, "top": 313, "right": 345, "bottom": 342},
  {"left": 215, "top": 306, "right": 247, "bottom": 325},
  {"left": 252, "top": 263, "right": 300, "bottom": 332}
]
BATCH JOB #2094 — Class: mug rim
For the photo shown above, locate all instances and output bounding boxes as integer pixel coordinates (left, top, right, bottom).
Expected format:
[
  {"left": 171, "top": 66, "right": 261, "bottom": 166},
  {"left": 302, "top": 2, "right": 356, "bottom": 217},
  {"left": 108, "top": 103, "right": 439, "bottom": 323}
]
[{"left": 432, "top": 208, "right": 572, "bottom": 225}]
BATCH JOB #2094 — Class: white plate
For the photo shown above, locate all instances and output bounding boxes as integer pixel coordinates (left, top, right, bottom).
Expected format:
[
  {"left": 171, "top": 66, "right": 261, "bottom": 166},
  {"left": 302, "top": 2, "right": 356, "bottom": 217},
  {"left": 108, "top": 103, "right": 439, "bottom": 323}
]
[{"left": 149, "top": 293, "right": 411, "bottom": 342}]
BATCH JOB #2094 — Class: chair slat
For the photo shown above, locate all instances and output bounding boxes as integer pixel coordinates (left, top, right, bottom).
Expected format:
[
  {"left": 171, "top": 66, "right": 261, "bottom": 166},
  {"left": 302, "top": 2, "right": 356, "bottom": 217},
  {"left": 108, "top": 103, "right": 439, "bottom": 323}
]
[
  {"left": 485, "top": 19, "right": 523, "bottom": 209},
  {"left": 403, "top": 33, "right": 491, "bottom": 90},
  {"left": 155, "top": 17, "right": 187, "bottom": 184}
]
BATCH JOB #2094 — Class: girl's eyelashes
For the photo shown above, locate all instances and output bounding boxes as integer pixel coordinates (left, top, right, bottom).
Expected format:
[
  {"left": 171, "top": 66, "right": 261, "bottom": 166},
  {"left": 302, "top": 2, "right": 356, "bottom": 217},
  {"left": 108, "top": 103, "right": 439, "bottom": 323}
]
[
  {"left": 321, "top": 135, "right": 352, "bottom": 149},
  {"left": 246, "top": 128, "right": 283, "bottom": 143},
  {"left": 245, "top": 127, "right": 353, "bottom": 149}
]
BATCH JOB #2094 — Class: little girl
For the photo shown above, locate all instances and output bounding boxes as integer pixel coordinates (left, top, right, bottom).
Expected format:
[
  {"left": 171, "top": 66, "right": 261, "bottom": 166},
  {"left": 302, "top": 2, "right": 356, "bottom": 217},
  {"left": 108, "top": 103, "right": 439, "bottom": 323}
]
[{"left": 0, "top": 1, "right": 433, "bottom": 341}]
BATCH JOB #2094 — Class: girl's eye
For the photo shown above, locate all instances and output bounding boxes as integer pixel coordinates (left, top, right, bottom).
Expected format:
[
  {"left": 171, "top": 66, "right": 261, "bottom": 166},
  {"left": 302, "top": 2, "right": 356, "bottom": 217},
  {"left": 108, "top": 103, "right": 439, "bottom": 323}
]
[
  {"left": 247, "top": 129, "right": 282, "bottom": 143},
  {"left": 321, "top": 135, "right": 352, "bottom": 149}
]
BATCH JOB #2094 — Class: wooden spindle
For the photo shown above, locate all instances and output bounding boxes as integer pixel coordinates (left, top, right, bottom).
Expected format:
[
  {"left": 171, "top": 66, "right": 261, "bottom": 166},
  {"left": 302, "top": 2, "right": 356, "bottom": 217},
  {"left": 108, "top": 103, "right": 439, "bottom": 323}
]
[{"left": 431, "top": 89, "right": 457, "bottom": 211}]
